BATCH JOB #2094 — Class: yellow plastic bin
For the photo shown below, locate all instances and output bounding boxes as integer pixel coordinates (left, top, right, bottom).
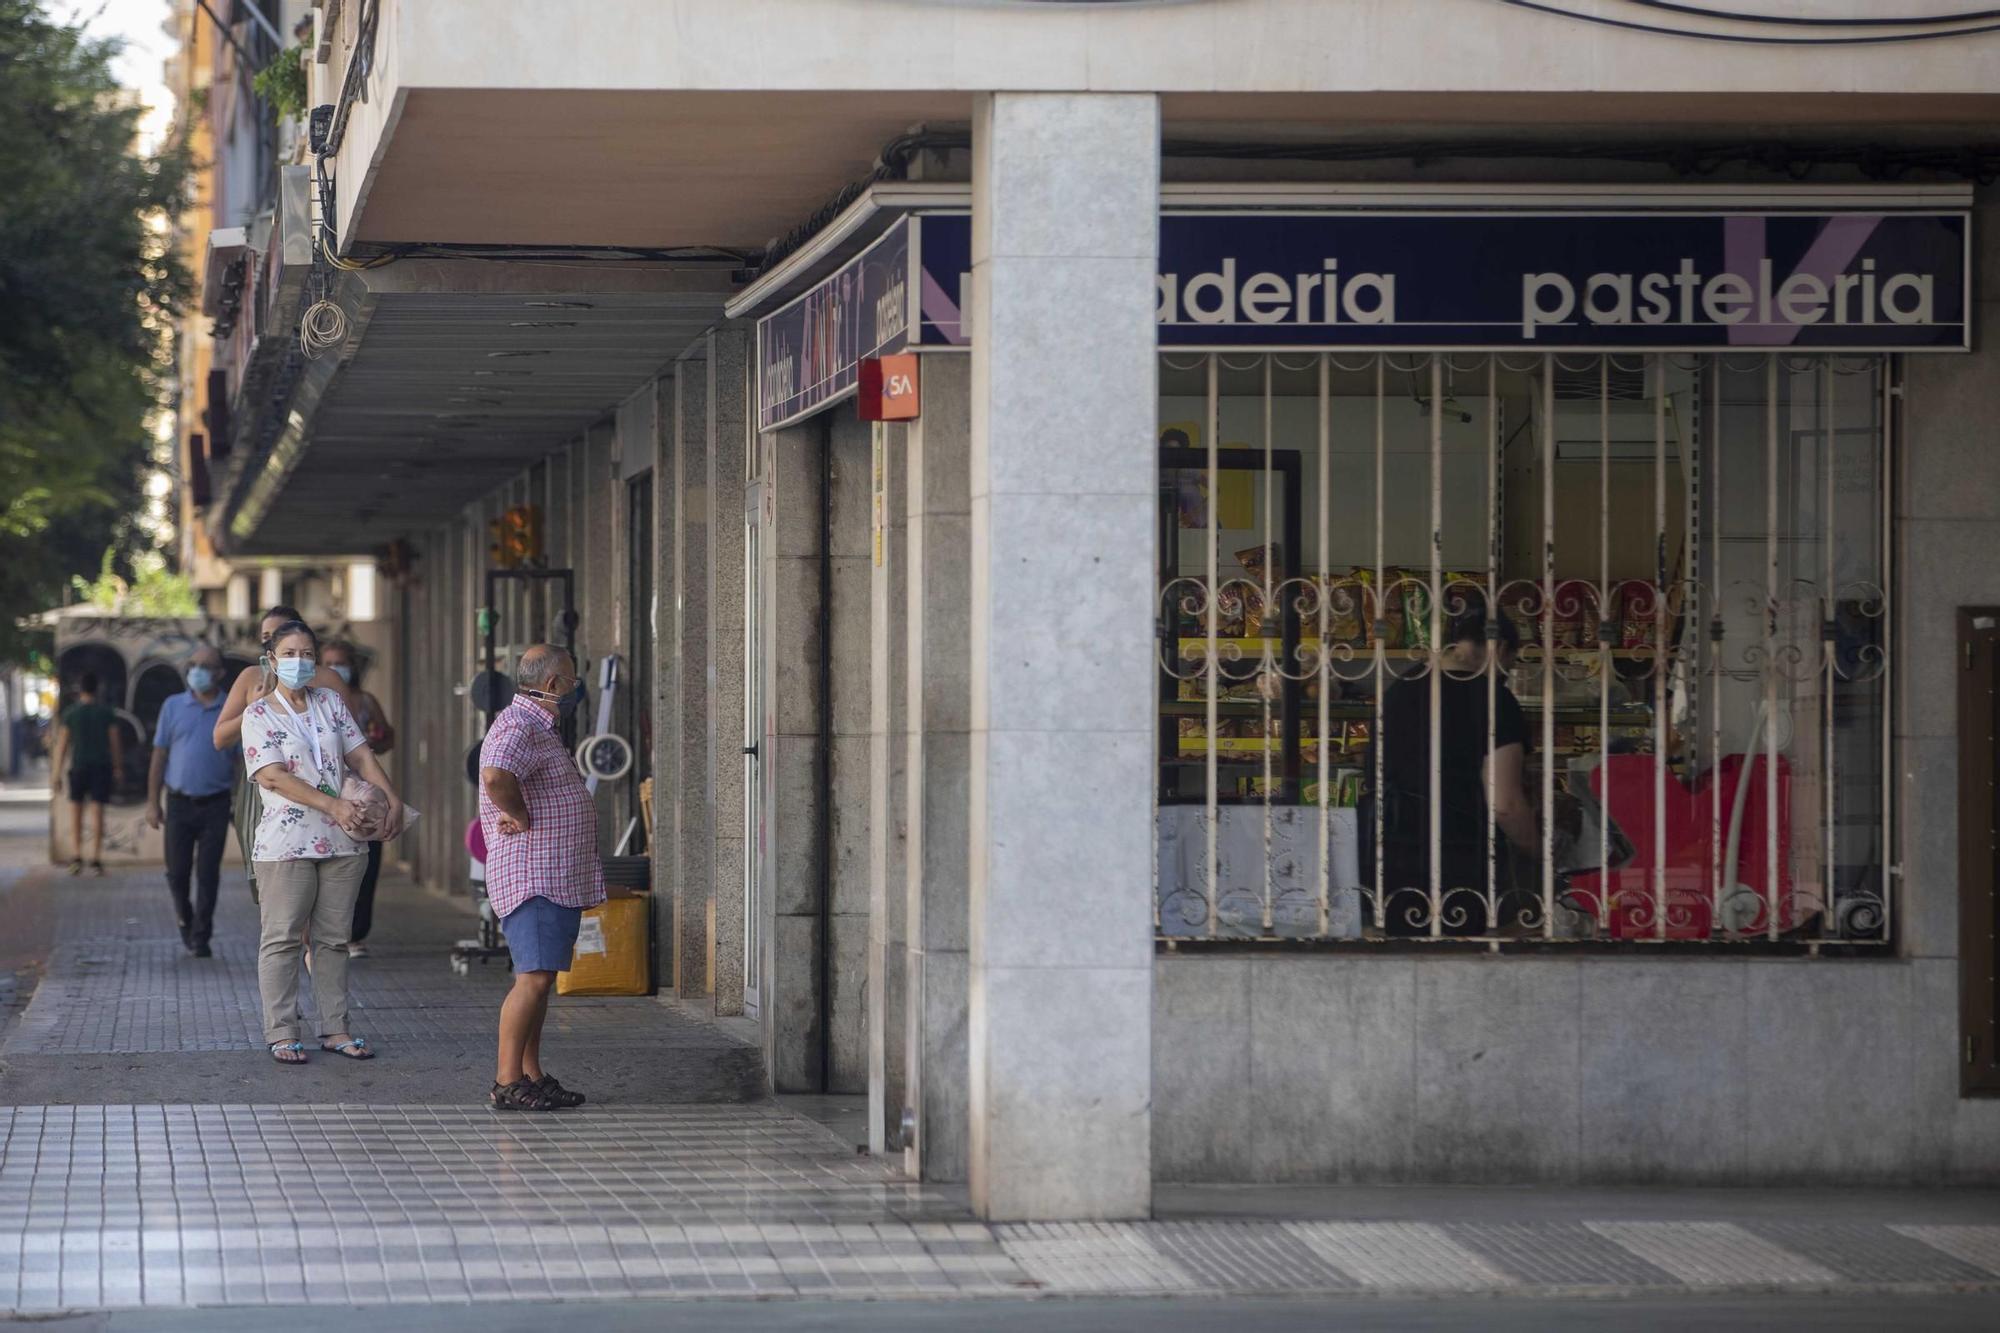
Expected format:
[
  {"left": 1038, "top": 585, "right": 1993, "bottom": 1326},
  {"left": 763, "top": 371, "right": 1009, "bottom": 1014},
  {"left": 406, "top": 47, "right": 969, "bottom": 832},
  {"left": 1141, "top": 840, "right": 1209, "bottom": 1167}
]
[{"left": 557, "top": 894, "right": 651, "bottom": 996}]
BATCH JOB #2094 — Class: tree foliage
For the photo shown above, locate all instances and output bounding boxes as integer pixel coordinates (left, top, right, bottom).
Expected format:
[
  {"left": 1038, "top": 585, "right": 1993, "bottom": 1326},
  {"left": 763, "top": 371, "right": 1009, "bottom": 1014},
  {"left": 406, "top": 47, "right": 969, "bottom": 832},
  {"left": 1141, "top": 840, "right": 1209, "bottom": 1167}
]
[
  {"left": 72, "top": 546, "right": 200, "bottom": 617},
  {"left": 0, "top": 0, "right": 190, "bottom": 663}
]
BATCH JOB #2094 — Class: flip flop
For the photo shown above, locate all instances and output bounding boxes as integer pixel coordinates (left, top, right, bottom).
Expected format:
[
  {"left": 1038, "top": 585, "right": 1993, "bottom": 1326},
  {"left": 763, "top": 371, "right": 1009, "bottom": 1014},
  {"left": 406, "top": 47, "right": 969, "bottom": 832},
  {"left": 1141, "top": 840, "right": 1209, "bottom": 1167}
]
[
  {"left": 269, "top": 1041, "right": 306, "bottom": 1064},
  {"left": 320, "top": 1037, "right": 374, "bottom": 1060}
]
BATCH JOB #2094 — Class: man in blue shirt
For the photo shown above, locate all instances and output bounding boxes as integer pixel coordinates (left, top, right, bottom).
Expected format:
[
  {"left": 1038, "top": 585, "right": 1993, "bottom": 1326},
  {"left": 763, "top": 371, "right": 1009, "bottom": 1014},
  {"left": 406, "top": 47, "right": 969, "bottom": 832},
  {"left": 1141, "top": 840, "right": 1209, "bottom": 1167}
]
[{"left": 146, "top": 646, "right": 238, "bottom": 957}]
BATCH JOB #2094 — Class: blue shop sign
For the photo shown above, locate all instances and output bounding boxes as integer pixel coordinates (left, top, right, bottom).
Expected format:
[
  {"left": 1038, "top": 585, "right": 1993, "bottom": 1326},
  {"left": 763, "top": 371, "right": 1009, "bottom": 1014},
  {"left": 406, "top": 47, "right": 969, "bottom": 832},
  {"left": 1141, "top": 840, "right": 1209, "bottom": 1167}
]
[
  {"left": 908, "top": 209, "right": 1968, "bottom": 353},
  {"left": 756, "top": 219, "right": 911, "bottom": 431}
]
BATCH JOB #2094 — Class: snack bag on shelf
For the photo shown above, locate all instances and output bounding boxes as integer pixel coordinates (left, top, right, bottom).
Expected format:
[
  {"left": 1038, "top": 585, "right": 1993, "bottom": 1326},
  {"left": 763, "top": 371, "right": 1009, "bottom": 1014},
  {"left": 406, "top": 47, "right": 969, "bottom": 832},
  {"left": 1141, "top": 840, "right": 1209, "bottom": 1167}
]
[
  {"left": 1493, "top": 584, "right": 1542, "bottom": 658},
  {"left": 1616, "top": 579, "right": 1660, "bottom": 650},
  {"left": 1321, "top": 568, "right": 1371, "bottom": 642},
  {"left": 1552, "top": 579, "right": 1598, "bottom": 649}
]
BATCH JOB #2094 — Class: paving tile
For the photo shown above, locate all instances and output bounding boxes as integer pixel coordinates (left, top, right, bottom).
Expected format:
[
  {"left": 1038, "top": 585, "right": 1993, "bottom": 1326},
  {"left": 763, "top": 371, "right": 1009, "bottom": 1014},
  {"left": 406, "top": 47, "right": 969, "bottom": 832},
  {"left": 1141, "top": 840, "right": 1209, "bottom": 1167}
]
[
  {"left": 995, "top": 1222, "right": 1197, "bottom": 1293},
  {"left": 1448, "top": 1221, "right": 1681, "bottom": 1288},
  {"left": 1586, "top": 1222, "right": 1841, "bottom": 1287},
  {"left": 1285, "top": 1221, "right": 1519, "bottom": 1291},
  {"left": 1891, "top": 1224, "right": 2000, "bottom": 1277}
]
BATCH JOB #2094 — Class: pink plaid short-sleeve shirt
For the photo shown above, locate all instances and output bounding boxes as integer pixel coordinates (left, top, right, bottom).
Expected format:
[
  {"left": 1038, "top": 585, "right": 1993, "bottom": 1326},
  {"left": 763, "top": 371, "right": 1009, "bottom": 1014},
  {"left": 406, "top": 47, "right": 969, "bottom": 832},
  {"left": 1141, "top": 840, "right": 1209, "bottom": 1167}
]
[{"left": 478, "top": 698, "right": 605, "bottom": 918}]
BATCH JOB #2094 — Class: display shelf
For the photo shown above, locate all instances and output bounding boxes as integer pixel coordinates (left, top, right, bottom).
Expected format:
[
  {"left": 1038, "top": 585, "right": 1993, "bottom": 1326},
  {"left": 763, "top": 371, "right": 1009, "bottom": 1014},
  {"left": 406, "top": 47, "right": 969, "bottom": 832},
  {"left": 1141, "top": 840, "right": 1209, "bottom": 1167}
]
[{"left": 1175, "top": 636, "right": 1664, "bottom": 661}]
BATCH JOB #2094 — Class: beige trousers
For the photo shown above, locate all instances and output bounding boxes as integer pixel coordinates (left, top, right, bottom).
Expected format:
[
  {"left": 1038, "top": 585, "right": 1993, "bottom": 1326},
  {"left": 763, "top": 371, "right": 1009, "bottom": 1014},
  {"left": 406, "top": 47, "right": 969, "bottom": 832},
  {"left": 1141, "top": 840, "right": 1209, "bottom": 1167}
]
[{"left": 255, "top": 854, "right": 367, "bottom": 1045}]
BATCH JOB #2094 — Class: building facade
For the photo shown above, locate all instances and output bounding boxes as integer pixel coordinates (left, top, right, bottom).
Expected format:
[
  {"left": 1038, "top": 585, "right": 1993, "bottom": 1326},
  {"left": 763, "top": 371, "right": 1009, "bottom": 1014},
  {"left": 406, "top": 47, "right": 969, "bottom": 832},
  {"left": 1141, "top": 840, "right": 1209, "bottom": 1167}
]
[{"left": 198, "top": 0, "right": 2000, "bottom": 1219}]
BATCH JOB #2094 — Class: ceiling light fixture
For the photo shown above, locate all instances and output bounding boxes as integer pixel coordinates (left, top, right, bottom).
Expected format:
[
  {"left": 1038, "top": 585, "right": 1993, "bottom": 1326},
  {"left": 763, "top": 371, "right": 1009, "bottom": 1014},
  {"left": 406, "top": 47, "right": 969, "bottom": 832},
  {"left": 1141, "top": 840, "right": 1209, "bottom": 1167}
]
[
  {"left": 523, "top": 300, "right": 594, "bottom": 310},
  {"left": 486, "top": 350, "right": 549, "bottom": 359},
  {"left": 509, "top": 320, "right": 578, "bottom": 329}
]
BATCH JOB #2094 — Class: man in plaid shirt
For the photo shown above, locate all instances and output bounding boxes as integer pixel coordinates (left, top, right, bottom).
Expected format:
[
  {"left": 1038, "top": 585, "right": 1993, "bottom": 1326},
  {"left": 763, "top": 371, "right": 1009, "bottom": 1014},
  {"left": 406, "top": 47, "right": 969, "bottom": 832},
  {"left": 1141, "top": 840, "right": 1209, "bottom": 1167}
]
[{"left": 479, "top": 644, "right": 605, "bottom": 1112}]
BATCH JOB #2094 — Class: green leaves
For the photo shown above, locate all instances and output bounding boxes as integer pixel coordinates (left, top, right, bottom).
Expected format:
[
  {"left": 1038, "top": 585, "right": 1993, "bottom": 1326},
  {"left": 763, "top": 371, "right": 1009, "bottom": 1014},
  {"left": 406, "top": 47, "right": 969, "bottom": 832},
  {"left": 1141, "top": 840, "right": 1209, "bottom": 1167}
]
[
  {"left": 0, "top": 0, "right": 192, "bottom": 663},
  {"left": 251, "top": 41, "right": 310, "bottom": 123}
]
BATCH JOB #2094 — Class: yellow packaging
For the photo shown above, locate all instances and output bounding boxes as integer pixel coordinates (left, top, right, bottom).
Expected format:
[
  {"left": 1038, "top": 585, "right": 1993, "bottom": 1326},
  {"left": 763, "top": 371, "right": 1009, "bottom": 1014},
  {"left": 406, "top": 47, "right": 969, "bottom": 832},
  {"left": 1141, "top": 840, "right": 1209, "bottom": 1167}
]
[{"left": 557, "top": 896, "right": 651, "bottom": 996}]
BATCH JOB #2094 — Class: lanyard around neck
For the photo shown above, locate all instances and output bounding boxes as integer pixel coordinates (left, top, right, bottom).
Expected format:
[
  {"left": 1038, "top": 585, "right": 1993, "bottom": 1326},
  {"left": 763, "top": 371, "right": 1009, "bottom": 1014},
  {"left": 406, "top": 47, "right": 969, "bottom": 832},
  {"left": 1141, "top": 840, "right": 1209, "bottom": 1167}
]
[{"left": 270, "top": 689, "right": 326, "bottom": 776}]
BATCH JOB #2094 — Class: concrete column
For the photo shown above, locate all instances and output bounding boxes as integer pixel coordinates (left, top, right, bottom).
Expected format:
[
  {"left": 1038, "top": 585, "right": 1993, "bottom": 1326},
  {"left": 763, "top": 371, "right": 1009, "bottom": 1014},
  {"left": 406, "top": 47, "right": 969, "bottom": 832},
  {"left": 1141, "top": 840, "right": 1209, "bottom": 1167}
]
[
  {"left": 868, "top": 420, "right": 910, "bottom": 1155},
  {"left": 827, "top": 411, "right": 873, "bottom": 1094},
  {"left": 904, "top": 353, "right": 972, "bottom": 1182},
  {"left": 582, "top": 423, "right": 619, "bottom": 854},
  {"left": 966, "top": 92, "right": 1159, "bottom": 1220},
  {"left": 762, "top": 420, "right": 826, "bottom": 1091},
  {"left": 707, "top": 329, "right": 751, "bottom": 1015},
  {"left": 651, "top": 375, "right": 678, "bottom": 960},
  {"left": 673, "top": 355, "right": 712, "bottom": 998}
]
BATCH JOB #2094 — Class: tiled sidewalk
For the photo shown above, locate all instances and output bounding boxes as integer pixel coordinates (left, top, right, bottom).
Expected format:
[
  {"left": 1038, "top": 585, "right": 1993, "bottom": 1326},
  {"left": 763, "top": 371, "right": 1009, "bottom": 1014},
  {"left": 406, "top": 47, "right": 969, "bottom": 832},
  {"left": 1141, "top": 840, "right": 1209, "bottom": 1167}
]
[
  {"left": 0, "top": 864, "right": 761, "bottom": 1105},
  {"left": 4, "top": 867, "right": 699, "bottom": 1055},
  {"left": 2, "top": 1098, "right": 1999, "bottom": 1311},
  {"left": 2, "top": 842, "right": 1999, "bottom": 1313}
]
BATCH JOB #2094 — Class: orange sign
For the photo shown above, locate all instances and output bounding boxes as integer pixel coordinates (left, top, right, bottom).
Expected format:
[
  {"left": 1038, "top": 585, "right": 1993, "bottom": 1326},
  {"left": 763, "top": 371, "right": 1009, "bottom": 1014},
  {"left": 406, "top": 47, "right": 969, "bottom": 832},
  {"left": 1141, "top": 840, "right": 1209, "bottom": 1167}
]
[{"left": 858, "top": 354, "right": 919, "bottom": 422}]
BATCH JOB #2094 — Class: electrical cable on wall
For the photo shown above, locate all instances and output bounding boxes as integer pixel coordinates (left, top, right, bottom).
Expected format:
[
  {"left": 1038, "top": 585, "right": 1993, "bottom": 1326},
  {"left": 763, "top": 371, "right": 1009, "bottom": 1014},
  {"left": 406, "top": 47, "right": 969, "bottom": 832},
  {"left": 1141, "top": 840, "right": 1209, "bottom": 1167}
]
[
  {"left": 1489, "top": 0, "right": 2000, "bottom": 43},
  {"left": 298, "top": 291, "right": 348, "bottom": 359}
]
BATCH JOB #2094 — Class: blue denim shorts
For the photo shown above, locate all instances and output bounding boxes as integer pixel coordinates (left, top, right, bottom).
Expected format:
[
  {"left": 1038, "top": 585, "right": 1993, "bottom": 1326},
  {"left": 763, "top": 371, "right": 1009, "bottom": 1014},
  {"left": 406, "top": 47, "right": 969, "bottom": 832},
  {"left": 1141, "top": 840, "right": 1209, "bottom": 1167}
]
[{"left": 500, "top": 895, "right": 583, "bottom": 974}]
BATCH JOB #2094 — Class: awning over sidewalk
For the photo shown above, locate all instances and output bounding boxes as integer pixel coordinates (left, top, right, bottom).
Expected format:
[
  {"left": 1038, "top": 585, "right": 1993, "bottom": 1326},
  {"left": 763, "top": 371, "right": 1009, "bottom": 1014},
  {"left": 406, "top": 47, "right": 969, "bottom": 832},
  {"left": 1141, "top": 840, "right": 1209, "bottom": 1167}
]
[{"left": 211, "top": 259, "right": 740, "bottom": 556}]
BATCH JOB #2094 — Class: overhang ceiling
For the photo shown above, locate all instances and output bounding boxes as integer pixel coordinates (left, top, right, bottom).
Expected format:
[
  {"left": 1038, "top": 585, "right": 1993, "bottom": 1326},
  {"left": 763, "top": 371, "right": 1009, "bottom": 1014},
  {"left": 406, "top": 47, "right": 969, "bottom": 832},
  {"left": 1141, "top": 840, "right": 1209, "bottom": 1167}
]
[
  {"left": 234, "top": 262, "right": 737, "bottom": 556},
  {"left": 349, "top": 89, "right": 2000, "bottom": 251},
  {"left": 245, "top": 83, "right": 2000, "bottom": 557},
  {"left": 353, "top": 90, "right": 974, "bottom": 249}
]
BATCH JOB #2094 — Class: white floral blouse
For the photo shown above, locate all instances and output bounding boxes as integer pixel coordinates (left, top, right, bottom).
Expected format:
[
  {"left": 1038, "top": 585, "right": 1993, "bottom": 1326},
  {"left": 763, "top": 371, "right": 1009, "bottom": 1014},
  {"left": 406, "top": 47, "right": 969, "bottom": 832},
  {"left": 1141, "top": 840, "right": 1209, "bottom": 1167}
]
[{"left": 243, "top": 687, "right": 367, "bottom": 862}]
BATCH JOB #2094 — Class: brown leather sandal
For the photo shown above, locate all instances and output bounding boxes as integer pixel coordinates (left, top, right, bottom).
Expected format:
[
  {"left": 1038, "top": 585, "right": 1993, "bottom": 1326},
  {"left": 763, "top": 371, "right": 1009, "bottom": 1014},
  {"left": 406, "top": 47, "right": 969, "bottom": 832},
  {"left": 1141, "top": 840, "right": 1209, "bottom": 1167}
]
[
  {"left": 534, "top": 1074, "right": 585, "bottom": 1108},
  {"left": 488, "top": 1078, "right": 559, "bottom": 1112}
]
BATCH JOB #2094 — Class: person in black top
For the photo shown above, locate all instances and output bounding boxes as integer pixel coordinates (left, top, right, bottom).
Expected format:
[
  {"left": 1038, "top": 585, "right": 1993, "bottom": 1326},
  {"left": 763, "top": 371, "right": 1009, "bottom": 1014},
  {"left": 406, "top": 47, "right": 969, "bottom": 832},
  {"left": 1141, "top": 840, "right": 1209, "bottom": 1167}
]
[{"left": 1370, "top": 606, "right": 1538, "bottom": 936}]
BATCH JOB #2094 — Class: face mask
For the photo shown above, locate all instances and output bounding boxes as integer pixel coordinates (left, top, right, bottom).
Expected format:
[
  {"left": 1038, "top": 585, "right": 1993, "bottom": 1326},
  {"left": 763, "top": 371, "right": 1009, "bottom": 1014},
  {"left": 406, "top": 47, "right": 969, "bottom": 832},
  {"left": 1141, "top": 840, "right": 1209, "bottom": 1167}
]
[
  {"left": 522, "top": 680, "right": 582, "bottom": 720},
  {"left": 275, "top": 658, "right": 315, "bottom": 689},
  {"left": 329, "top": 664, "right": 353, "bottom": 685},
  {"left": 186, "top": 666, "right": 215, "bottom": 694}
]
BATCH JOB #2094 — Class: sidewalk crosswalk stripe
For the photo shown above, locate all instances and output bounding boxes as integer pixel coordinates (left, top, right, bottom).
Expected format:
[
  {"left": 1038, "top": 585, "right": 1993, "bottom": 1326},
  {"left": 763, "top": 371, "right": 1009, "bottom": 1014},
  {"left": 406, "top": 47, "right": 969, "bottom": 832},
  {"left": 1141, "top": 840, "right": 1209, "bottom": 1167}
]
[
  {"left": 1891, "top": 1225, "right": 2000, "bottom": 1277},
  {"left": 994, "top": 1222, "right": 1200, "bottom": 1293},
  {"left": 1585, "top": 1222, "right": 1840, "bottom": 1287},
  {"left": 1284, "top": 1221, "right": 1519, "bottom": 1290}
]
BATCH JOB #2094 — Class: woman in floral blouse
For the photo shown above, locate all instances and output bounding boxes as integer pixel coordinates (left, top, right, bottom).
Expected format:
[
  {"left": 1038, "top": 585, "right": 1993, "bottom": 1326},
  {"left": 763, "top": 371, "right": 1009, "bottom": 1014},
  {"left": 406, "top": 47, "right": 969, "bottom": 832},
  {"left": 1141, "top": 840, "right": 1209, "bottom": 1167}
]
[{"left": 244, "top": 621, "right": 404, "bottom": 1064}]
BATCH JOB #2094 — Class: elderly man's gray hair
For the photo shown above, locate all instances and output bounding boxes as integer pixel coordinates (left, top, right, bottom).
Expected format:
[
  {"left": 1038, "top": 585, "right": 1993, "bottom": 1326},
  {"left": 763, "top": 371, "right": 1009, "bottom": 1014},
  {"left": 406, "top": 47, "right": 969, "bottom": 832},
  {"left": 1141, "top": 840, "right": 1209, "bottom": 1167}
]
[
  {"left": 190, "top": 643, "right": 224, "bottom": 666},
  {"left": 516, "top": 643, "right": 574, "bottom": 691}
]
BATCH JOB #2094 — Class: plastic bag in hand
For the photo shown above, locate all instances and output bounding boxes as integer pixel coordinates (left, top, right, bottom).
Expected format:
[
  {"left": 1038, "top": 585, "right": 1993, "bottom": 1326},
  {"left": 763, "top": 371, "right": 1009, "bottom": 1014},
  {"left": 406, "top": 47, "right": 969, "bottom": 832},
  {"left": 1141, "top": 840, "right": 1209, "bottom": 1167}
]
[{"left": 339, "top": 775, "right": 421, "bottom": 840}]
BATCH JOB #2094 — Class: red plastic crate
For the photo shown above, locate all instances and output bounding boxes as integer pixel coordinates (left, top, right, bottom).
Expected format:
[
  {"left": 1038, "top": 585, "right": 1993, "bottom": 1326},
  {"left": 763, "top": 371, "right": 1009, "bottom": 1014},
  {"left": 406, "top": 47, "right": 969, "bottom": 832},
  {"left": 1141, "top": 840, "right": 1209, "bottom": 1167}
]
[{"left": 1568, "top": 753, "right": 1792, "bottom": 939}]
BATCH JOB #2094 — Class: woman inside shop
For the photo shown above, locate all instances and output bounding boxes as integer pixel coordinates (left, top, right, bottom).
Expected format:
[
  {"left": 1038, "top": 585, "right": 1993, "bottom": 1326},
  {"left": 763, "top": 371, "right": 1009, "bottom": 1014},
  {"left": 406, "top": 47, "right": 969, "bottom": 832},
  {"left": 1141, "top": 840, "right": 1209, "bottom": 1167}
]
[
  {"left": 1368, "top": 606, "right": 1538, "bottom": 936},
  {"left": 242, "top": 621, "right": 403, "bottom": 1064},
  {"left": 319, "top": 641, "right": 394, "bottom": 959}
]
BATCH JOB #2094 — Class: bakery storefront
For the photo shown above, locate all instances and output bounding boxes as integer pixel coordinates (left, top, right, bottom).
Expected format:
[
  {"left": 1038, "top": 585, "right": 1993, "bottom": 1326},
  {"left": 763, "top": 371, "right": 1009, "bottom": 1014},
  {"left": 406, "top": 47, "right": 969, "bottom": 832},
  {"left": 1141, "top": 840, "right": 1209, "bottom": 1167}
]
[
  {"left": 885, "top": 187, "right": 1965, "bottom": 950},
  {"left": 747, "top": 183, "right": 1990, "bottom": 1181}
]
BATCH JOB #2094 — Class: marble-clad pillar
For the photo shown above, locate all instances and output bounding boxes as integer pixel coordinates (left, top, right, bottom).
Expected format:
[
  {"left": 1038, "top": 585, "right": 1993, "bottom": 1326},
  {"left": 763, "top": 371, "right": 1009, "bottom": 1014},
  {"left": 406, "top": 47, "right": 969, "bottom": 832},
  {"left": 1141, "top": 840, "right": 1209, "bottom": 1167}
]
[
  {"left": 904, "top": 354, "right": 972, "bottom": 1183},
  {"left": 707, "top": 328, "right": 750, "bottom": 1014},
  {"left": 869, "top": 420, "right": 910, "bottom": 1155},
  {"left": 965, "top": 92, "right": 1160, "bottom": 1220}
]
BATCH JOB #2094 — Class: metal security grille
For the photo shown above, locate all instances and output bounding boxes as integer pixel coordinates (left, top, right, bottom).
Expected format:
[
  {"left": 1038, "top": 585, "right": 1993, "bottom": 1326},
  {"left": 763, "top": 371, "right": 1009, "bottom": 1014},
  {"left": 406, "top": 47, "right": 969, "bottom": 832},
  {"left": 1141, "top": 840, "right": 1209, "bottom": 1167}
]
[{"left": 1155, "top": 352, "right": 1891, "bottom": 947}]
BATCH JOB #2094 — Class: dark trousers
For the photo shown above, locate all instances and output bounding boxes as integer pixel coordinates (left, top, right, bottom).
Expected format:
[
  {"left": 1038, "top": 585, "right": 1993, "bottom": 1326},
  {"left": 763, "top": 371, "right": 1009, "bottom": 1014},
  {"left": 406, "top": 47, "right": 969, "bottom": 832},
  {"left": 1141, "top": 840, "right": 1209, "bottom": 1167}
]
[
  {"left": 352, "top": 840, "right": 383, "bottom": 942},
  {"left": 165, "top": 791, "right": 231, "bottom": 948}
]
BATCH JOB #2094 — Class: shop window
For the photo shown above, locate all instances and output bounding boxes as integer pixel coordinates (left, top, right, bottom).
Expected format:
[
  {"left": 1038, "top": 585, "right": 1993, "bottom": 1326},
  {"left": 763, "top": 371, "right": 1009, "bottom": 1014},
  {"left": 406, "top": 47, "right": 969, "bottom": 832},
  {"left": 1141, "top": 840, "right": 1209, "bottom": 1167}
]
[{"left": 1156, "top": 353, "right": 1890, "bottom": 947}]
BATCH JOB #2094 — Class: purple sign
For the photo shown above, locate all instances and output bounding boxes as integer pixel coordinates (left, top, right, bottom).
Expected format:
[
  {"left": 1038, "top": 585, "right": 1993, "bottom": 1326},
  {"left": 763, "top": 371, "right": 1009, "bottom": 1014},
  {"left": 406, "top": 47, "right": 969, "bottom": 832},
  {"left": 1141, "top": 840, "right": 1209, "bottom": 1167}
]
[
  {"left": 909, "top": 209, "right": 1968, "bottom": 352},
  {"left": 756, "top": 220, "right": 911, "bottom": 431}
]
